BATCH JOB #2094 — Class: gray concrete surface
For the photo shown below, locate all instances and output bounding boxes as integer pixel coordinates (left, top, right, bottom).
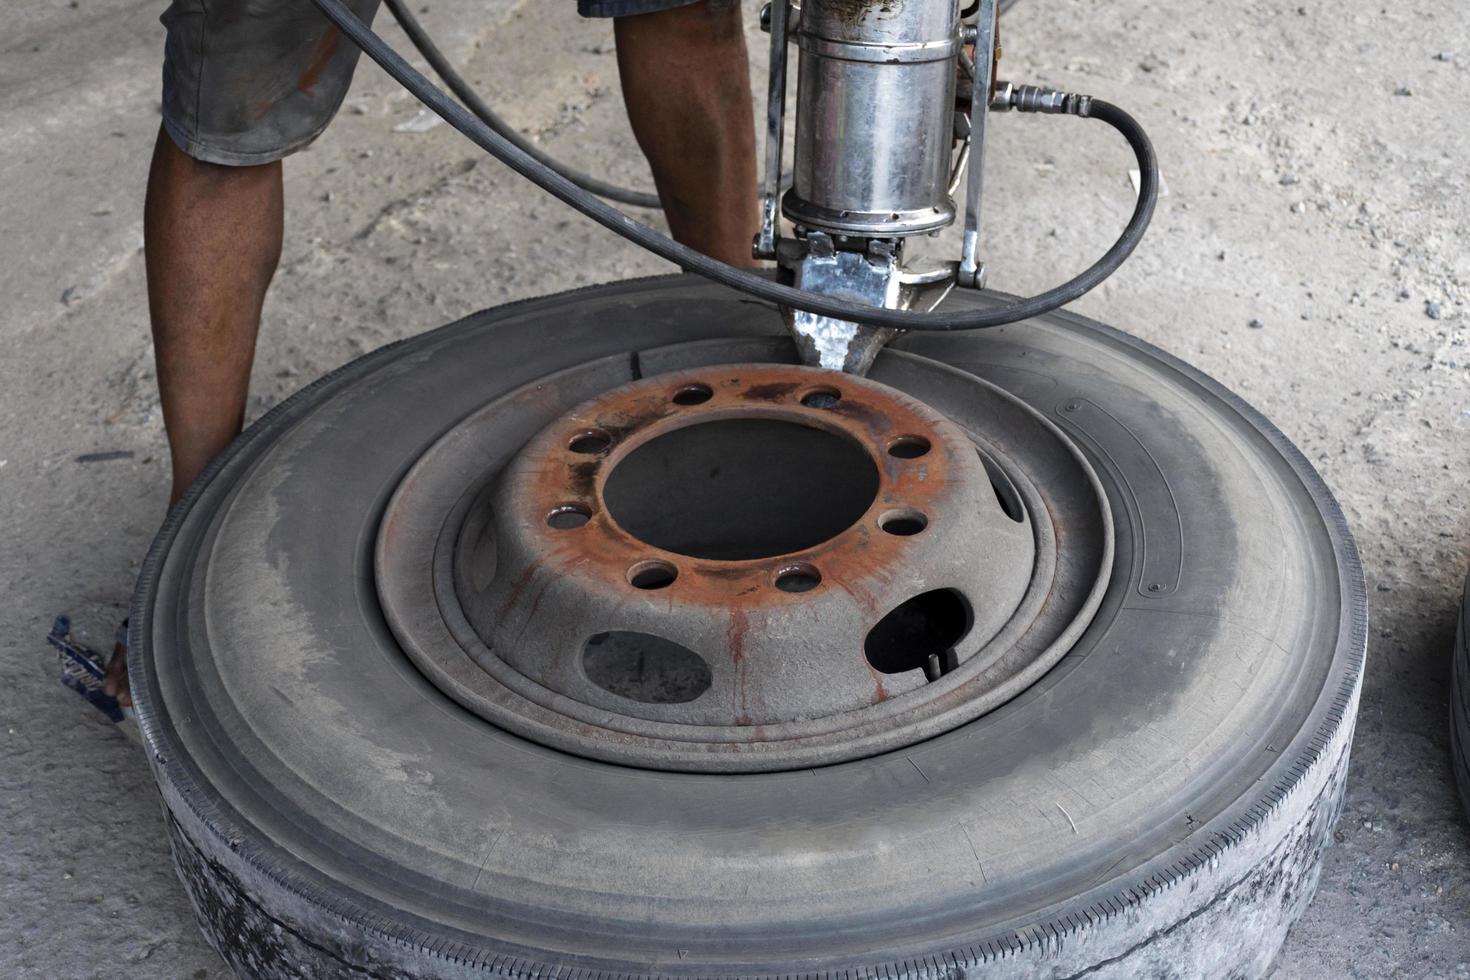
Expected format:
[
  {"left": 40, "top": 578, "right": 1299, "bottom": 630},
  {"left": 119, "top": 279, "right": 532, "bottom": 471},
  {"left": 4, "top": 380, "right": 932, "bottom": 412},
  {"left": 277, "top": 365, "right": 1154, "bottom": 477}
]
[{"left": 1, "top": 0, "right": 1466, "bottom": 975}]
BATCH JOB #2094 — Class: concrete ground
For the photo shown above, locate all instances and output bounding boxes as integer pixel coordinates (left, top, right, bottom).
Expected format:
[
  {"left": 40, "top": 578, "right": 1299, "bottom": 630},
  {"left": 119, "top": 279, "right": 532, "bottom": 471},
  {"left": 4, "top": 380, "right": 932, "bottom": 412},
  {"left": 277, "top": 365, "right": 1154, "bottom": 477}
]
[{"left": 2, "top": 0, "right": 1466, "bottom": 975}]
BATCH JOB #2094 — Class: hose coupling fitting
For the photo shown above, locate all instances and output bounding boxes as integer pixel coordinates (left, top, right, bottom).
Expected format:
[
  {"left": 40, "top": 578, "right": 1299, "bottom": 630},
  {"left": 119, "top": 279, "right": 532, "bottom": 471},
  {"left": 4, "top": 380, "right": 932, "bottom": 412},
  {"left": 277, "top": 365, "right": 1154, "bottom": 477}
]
[{"left": 999, "top": 82, "right": 1093, "bottom": 116}]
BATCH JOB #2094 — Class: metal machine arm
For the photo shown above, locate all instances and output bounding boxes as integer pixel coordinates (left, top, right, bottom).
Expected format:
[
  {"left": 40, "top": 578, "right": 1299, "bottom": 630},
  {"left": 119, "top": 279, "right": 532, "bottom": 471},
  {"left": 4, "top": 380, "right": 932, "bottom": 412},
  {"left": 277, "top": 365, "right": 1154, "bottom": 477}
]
[{"left": 759, "top": 0, "right": 1073, "bottom": 374}]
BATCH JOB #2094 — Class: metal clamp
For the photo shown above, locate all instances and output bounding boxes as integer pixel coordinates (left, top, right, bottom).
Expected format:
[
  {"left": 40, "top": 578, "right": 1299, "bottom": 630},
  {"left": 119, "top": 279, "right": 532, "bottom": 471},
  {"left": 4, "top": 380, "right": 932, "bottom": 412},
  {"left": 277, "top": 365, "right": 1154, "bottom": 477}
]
[
  {"left": 753, "top": 0, "right": 791, "bottom": 261},
  {"left": 956, "top": 0, "right": 998, "bottom": 289}
]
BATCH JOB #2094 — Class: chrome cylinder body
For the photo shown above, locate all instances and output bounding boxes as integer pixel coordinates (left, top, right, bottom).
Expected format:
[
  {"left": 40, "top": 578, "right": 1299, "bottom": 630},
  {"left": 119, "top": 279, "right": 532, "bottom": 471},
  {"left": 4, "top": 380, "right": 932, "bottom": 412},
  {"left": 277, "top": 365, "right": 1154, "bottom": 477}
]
[{"left": 783, "top": 0, "right": 961, "bottom": 237}]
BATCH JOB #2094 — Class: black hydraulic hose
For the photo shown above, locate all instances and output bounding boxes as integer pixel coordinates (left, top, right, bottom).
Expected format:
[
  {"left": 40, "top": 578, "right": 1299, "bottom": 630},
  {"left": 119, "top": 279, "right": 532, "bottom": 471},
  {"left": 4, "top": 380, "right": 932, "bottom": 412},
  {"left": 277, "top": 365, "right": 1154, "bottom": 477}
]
[
  {"left": 314, "top": 0, "right": 1157, "bottom": 331},
  {"left": 381, "top": 0, "right": 662, "bottom": 209}
]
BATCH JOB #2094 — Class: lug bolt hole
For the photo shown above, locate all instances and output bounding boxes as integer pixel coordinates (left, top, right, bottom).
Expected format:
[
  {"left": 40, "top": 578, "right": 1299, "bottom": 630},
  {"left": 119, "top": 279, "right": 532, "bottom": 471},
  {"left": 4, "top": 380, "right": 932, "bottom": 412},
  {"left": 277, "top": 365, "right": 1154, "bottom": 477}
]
[
  {"left": 773, "top": 563, "right": 822, "bottom": 593},
  {"left": 880, "top": 509, "right": 928, "bottom": 536},
  {"left": 671, "top": 383, "right": 714, "bottom": 406},
  {"left": 568, "top": 429, "right": 612, "bottom": 454},
  {"left": 546, "top": 503, "right": 591, "bottom": 530},
  {"left": 628, "top": 559, "right": 678, "bottom": 590},
  {"left": 888, "top": 435, "right": 932, "bottom": 459},
  {"left": 800, "top": 386, "right": 842, "bottom": 409}
]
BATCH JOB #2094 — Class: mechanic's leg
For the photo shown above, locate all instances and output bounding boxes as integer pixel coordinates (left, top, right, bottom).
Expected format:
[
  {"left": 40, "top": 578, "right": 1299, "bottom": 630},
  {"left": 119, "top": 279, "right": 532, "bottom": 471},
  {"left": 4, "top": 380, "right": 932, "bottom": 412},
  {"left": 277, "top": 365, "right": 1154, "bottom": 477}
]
[
  {"left": 144, "top": 126, "right": 283, "bottom": 508},
  {"left": 614, "top": 0, "right": 758, "bottom": 267},
  {"left": 112, "top": 131, "right": 283, "bottom": 705}
]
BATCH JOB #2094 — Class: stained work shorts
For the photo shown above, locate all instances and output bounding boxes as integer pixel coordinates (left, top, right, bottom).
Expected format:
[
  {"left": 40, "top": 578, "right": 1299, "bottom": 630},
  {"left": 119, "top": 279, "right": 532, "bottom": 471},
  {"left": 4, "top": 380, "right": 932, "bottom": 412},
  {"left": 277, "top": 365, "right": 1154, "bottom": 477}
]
[{"left": 159, "top": 0, "right": 703, "bottom": 165}]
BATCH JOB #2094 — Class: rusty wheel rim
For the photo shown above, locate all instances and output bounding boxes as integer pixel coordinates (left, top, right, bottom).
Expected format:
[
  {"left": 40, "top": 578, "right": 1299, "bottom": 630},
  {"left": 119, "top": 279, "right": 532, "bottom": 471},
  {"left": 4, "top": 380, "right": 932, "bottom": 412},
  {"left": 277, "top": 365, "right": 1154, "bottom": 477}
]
[{"left": 376, "top": 357, "right": 1112, "bottom": 772}]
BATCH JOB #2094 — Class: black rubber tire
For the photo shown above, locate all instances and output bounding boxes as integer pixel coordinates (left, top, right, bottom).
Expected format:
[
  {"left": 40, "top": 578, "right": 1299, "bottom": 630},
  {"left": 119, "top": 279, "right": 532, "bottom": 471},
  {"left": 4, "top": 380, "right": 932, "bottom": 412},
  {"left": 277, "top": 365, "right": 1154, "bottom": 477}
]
[
  {"left": 132, "top": 276, "right": 1365, "bottom": 979},
  {"left": 1452, "top": 567, "right": 1470, "bottom": 816}
]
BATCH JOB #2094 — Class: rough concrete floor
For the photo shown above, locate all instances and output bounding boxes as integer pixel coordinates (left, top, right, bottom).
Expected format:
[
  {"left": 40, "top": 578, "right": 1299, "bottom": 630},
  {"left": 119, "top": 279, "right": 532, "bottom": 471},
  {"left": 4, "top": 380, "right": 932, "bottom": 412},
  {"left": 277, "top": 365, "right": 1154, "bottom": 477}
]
[{"left": 2, "top": 0, "right": 1466, "bottom": 976}]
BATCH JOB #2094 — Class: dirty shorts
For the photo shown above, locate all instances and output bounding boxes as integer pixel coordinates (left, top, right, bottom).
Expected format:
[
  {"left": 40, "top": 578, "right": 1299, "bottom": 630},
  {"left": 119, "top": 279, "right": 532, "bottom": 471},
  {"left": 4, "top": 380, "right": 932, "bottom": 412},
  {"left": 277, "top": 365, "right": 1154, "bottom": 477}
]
[{"left": 160, "top": 0, "right": 704, "bottom": 166}]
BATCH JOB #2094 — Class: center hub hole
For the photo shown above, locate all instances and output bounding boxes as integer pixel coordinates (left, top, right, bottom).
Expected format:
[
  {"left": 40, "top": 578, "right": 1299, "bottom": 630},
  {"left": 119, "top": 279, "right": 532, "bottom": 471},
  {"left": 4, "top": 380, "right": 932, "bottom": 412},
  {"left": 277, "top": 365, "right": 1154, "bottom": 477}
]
[{"left": 602, "top": 418, "right": 879, "bottom": 561}]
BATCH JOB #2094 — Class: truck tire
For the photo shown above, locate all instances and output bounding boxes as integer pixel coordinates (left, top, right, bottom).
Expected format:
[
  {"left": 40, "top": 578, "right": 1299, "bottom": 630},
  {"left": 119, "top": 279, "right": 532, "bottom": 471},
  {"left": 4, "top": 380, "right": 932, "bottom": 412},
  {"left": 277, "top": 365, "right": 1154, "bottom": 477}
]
[
  {"left": 131, "top": 275, "right": 1366, "bottom": 979},
  {"left": 1452, "top": 567, "right": 1470, "bottom": 815}
]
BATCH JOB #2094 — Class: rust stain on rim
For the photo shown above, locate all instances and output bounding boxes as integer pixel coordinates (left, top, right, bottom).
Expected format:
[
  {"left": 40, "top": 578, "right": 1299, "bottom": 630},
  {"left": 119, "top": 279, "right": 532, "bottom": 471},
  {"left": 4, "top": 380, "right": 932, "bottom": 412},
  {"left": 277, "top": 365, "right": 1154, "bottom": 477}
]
[{"left": 517, "top": 365, "right": 958, "bottom": 609}]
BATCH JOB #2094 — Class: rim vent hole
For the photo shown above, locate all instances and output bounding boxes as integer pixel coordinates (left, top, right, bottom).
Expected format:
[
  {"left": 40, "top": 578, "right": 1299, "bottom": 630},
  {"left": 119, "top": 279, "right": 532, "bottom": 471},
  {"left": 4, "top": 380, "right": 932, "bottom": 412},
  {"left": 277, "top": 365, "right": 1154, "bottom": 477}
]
[
  {"left": 583, "top": 632, "right": 711, "bottom": 703},
  {"left": 978, "top": 451, "right": 1025, "bottom": 523},
  {"left": 865, "top": 589, "right": 973, "bottom": 677}
]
